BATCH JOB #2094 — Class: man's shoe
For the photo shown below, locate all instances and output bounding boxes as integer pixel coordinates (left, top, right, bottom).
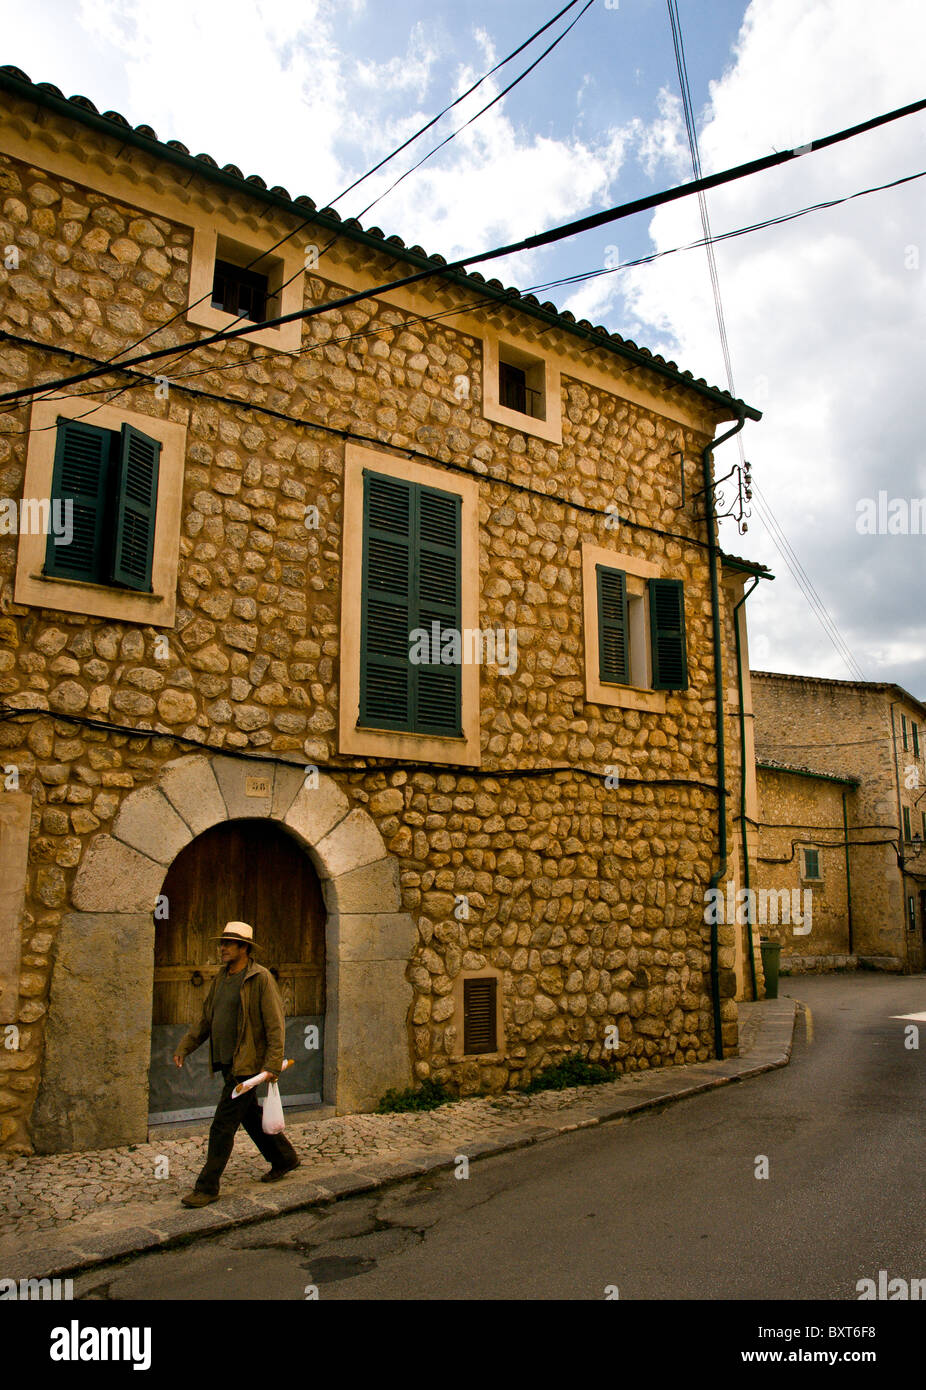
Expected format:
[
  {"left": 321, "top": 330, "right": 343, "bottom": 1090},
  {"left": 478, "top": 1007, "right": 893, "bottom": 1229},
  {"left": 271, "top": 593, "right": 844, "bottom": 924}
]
[
  {"left": 181, "top": 1189, "right": 220, "bottom": 1207},
  {"left": 260, "top": 1157, "right": 301, "bottom": 1183}
]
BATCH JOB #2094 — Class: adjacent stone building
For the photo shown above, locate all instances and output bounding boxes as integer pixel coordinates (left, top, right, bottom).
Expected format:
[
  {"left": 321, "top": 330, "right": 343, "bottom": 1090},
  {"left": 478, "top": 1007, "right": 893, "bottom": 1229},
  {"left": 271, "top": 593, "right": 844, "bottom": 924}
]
[
  {"left": 0, "top": 66, "right": 766, "bottom": 1154},
  {"left": 752, "top": 672, "right": 926, "bottom": 973}
]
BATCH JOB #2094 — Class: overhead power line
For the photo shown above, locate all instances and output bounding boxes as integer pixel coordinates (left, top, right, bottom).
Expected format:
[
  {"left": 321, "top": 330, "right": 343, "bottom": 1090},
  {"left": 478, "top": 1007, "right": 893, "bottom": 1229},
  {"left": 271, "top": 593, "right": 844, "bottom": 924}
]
[
  {"left": 16, "top": 163, "right": 926, "bottom": 435},
  {"left": 10, "top": 0, "right": 594, "bottom": 427},
  {"left": 666, "top": 0, "right": 868, "bottom": 683},
  {"left": 5, "top": 90, "right": 926, "bottom": 408}
]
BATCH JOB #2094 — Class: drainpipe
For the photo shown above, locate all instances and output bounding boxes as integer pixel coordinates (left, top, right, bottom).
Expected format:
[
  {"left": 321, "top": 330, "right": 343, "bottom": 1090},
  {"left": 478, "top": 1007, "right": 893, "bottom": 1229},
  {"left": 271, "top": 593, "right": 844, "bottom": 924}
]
[
  {"left": 733, "top": 575, "right": 760, "bottom": 1000},
  {"left": 702, "top": 413, "right": 747, "bottom": 1061},
  {"left": 842, "top": 789, "right": 854, "bottom": 955},
  {"left": 889, "top": 702, "right": 910, "bottom": 971}
]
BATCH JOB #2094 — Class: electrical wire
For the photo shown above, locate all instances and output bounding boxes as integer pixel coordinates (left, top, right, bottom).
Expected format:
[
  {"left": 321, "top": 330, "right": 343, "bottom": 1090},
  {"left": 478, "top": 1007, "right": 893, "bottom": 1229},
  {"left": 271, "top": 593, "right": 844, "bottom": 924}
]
[
  {"left": 665, "top": 0, "right": 869, "bottom": 684},
  {"left": 5, "top": 90, "right": 926, "bottom": 407},
  {"left": 6, "top": 0, "right": 593, "bottom": 426},
  {"left": 18, "top": 164, "right": 925, "bottom": 429}
]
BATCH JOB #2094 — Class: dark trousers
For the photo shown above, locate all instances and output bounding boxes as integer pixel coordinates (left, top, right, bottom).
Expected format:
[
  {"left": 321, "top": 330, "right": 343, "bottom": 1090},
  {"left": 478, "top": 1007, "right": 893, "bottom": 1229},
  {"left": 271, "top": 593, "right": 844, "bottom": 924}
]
[{"left": 195, "top": 1068, "right": 298, "bottom": 1194}]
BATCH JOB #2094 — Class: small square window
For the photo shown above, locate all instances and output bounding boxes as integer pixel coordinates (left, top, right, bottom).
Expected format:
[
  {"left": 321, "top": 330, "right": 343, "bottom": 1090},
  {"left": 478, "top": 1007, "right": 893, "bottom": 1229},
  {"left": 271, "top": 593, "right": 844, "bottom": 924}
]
[
  {"left": 463, "top": 977, "right": 497, "bottom": 1054},
  {"left": 802, "top": 847, "right": 820, "bottom": 880},
  {"left": 497, "top": 349, "right": 545, "bottom": 421},
  {"left": 211, "top": 258, "right": 269, "bottom": 323}
]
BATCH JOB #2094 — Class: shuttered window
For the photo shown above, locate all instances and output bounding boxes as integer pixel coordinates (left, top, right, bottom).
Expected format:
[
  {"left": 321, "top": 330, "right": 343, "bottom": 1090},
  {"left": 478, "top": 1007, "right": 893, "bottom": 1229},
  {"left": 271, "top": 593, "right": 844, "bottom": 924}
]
[
  {"left": 902, "top": 715, "right": 908, "bottom": 750},
  {"left": 913, "top": 723, "right": 920, "bottom": 758},
  {"left": 463, "top": 977, "right": 497, "bottom": 1054},
  {"left": 359, "top": 470, "right": 462, "bottom": 736},
  {"left": 803, "top": 847, "right": 820, "bottom": 879},
  {"left": 596, "top": 566, "right": 629, "bottom": 685},
  {"left": 903, "top": 807, "right": 912, "bottom": 841},
  {"left": 648, "top": 578, "right": 688, "bottom": 690},
  {"left": 44, "top": 418, "right": 160, "bottom": 592}
]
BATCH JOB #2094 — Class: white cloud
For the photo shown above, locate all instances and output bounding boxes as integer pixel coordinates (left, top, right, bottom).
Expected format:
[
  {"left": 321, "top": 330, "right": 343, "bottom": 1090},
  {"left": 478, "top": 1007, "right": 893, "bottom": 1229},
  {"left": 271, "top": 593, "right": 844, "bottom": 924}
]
[{"left": 581, "top": 0, "right": 926, "bottom": 691}]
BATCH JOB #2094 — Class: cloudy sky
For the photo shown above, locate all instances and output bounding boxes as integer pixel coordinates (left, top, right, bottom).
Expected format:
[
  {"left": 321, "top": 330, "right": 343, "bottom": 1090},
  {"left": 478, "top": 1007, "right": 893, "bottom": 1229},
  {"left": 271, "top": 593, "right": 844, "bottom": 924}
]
[{"left": 10, "top": 0, "right": 926, "bottom": 693}]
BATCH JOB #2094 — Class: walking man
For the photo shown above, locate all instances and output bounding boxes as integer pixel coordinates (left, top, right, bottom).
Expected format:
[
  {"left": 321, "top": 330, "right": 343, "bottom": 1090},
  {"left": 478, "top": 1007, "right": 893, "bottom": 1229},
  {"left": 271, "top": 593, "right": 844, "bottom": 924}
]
[{"left": 174, "top": 921, "right": 300, "bottom": 1207}]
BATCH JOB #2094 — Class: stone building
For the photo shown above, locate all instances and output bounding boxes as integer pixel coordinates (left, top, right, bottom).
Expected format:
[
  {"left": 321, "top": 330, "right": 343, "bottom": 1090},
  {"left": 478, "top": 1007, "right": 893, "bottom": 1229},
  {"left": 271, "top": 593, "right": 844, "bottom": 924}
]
[
  {"left": 754, "top": 759, "right": 859, "bottom": 974},
  {"left": 752, "top": 672, "right": 926, "bottom": 974},
  {"left": 0, "top": 66, "right": 766, "bottom": 1155}
]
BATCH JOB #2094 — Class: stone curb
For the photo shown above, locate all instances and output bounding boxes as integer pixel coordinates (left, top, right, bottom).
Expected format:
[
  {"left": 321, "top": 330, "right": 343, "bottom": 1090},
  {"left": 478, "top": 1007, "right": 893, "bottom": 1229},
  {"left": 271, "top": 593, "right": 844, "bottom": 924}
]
[{"left": 4, "top": 998, "right": 797, "bottom": 1281}]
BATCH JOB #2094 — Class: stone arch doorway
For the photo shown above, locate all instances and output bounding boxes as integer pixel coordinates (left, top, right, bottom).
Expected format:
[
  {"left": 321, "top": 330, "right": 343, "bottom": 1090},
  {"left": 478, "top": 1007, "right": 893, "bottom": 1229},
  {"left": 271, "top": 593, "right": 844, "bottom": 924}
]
[
  {"left": 31, "top": 753, "right": 417, "bottom": 1154},
  {"left": 148, "top": 818, "right": 327, "bottom": 1124}
]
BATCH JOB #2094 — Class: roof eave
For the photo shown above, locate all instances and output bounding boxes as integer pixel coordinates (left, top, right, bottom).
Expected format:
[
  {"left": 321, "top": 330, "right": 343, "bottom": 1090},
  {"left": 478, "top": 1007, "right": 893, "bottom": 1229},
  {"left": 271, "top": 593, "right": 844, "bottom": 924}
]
[{"left": 0, "top": 67, "right": 761, "bottom": 423}]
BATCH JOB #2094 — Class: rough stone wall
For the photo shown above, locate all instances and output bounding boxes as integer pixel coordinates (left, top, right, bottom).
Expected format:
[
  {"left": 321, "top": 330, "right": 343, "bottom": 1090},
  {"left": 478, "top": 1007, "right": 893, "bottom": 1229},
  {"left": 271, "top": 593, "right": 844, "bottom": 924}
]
[
  {"left": 755, "top": 767, "right": 852, "bottom": 961},
  {"left": 752, "top": 674, "right": 918, "bottom": 966},
  {"left": 0, "top": 140, "right": 744, "bottom": 1152}
]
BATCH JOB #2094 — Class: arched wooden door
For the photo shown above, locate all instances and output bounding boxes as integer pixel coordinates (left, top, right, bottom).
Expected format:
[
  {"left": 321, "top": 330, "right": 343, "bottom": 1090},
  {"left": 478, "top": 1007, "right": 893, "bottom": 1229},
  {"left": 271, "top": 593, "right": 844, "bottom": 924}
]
[{"left": 147, "top": 818, "right": 326, "bottom": 1123}]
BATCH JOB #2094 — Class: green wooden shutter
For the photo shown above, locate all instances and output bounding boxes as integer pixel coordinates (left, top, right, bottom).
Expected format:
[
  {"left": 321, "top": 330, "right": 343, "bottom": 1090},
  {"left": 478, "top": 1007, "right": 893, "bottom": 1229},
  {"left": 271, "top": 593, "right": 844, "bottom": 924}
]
[
  {"left": 44, "top": 418, "right": 112, "bottom": 582},
  {"left": 597, "top": 566, "right": 629, "bottom": 684},
  {"left": 649, "top": 578, "right": 688, "bottom": 690},
  {"left": 360, "top": 473, "right": 413, "bottom": 729},
  {"left": 415, "top": 485, "right": 461, "bottom": 736},
  {"left": 359, "top": 473, "right": 462, "bottom": 737},
  {"left": 111, "top": 424, "right": 160, "bottom": 591},
  {"left": 903, "top": 806, "right": 911, "bottom": 841}
]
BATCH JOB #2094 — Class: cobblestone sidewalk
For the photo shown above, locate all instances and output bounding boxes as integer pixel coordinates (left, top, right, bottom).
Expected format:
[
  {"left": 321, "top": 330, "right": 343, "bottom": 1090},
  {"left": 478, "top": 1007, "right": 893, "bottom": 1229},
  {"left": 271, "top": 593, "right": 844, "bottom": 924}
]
[{"left": 0, "top": 998, "right": 796, "bottom": 1280}]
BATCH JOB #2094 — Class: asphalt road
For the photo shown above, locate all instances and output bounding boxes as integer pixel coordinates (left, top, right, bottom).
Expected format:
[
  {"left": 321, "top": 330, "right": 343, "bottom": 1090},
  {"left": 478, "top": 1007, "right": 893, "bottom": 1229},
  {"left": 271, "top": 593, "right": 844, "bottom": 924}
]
[{"left": 74, "top": 973, "right": 926, "bottom": 1301}]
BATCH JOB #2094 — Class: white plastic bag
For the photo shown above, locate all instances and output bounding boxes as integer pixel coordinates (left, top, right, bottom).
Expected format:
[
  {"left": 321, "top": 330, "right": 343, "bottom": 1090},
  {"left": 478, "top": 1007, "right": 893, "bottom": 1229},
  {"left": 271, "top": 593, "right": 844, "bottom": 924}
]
[{"left": 262, "top": 1080, "right": 285, "bottom": 1134}]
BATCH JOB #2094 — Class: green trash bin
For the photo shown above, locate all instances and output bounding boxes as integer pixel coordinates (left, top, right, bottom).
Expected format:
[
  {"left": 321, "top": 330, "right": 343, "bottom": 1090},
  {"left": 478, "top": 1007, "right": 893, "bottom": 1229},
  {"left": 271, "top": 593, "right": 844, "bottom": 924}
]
[{"left": 760, "top": 938, "right": 781, "bottom": 999}]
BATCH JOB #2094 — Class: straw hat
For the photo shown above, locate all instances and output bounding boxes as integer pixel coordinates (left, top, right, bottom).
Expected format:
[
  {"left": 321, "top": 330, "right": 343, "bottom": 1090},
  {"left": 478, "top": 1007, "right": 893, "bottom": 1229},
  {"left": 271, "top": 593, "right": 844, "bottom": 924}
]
[{"left": 214, "top": 921, "right": 258, "bottom": 950}]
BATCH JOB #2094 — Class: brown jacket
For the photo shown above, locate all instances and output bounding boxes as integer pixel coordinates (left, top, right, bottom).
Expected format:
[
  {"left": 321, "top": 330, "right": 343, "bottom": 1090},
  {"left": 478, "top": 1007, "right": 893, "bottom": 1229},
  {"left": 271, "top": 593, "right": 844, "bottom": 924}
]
[{"left": 177, "top": 959, "right": 286, "bottom": 1077}]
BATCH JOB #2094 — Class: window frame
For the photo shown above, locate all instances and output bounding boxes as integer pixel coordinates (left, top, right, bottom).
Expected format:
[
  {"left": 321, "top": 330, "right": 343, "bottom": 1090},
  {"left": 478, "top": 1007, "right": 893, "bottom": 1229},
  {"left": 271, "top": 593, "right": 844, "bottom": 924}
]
[
  {"left": 14, "top": 396, "right": 186, "bottom": 627},
  {"left": 581, "top": 543, "right": 680, "bottom": 713},
  {"left": 187, "top": 226, "right": 304, "bottom": 353},
  {"left": 903, "top": 806, "right": 912, "bottom": 842},
  {"left": 338, "top": 442, "right": 481, "bottom": 766},
  {"left": 481, "top": 330, "right": 562, "bottom": 444}
]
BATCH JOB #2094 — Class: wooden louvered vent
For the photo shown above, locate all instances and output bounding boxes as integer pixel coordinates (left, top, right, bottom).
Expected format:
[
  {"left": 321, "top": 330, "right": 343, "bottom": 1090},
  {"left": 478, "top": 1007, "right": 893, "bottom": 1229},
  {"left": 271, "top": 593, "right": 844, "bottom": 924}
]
[{"left": 463, "top": 977, "right": 497, "bottom": 1054}]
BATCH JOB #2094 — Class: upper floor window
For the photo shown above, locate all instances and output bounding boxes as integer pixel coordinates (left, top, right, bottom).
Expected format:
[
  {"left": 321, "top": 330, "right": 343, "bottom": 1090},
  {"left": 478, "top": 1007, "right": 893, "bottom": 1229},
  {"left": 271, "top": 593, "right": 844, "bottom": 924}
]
[
  {"left": 903, "top": 806, "right": 912, "bottom": 841},
  {"left": 45, "top": 418, "right": 160, "bottom": 593},
  {"left": 596, "top": 565, "right": 688, "bottom": 692},
  {"left": 498, "top": 353, "right": 545, "bottom": 421},
  {"left": 481, "top": 331, "right": 562, "bottom": 445},
  {"left": 211, "top": 258, "right": 270, "bottom": 324},
  {"left": 338, "top": 442, "right": 481, "bottom": 765},
  {"left": 15, "top": 397, "right": 186, "bottom": 628},
  {"left": 358, "top": 470, "right": 462, "bottom": 738},
  {"left": 902, "top": 714, "right": 908, "bottom": 750},
  {"left": 187, "top": 225, "right": 303, "bottom": 353},
  {"left": 801, "top": 846, "right": 821, "bottom": 880},
  {"left": 913, "top": 722, "right": 920, "bottom": 758}
]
